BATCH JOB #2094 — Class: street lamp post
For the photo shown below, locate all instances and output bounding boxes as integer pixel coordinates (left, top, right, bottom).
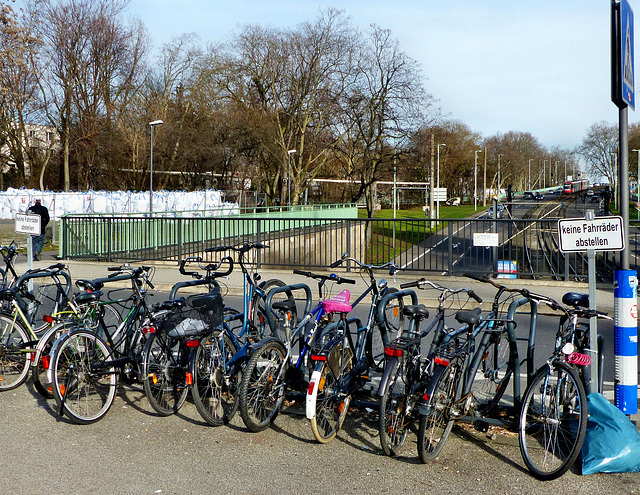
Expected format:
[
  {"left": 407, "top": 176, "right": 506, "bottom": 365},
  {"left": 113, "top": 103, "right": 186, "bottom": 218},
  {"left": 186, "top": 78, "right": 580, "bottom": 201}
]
[
  {"left": 497, "top": 154, "right": 503, "bottom": 200},
  {"left": 437, "top": 143, "right": 446, "bottom": 220},
  {"left": 474, "top": 149, "right": 482, "bottom": 211},
  {"left": 287, "top": 149, "right": 297, "bottom": 208},
  {"left": 149, "top": 120, "right": 164, "bottom": 212},
  {"left": 543, "top": 160, "right": 546, "bottom": 189},
  {"left": 528, "top": 159, "right": 532, "bottom": 190}
]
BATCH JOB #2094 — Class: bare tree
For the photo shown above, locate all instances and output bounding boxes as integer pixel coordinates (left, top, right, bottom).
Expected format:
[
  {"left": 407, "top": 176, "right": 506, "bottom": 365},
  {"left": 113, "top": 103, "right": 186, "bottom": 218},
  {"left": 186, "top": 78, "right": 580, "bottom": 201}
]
[{"left": 575, "top": 120, "right": 618, "bottom": 190}]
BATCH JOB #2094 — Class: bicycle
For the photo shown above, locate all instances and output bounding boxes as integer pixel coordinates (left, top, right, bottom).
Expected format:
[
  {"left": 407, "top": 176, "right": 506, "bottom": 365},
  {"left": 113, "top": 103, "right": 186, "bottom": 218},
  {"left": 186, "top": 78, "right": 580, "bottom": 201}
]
[
  {"left": 48, "top": 264, "right": 156, "bottom": 424},
  {"left": 185, "top": 243, "right": 297, "bottom": 427},
  {"left": 141, "top": 255, "right": 231, "bottom": 416},
  {"left": 377, "top": 279, "right": 482, "bottom": 456},
  {"left": 304, "top": 254, "right": 405, "bottom": 443},
  {"left": 518, "top": 292, "right": 611, "bottom": 480},
  {"left": 238, "top": 268, "right": 356, "bottom": 433},
  {"left": 0, "top": 262, "right": 72, "bottom": 392}
]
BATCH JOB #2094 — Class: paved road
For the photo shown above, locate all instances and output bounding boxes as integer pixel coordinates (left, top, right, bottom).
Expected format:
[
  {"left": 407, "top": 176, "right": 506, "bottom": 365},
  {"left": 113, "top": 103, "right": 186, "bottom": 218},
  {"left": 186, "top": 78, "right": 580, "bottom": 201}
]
[{"left": 2, "top": 380, "right": 639, "bottom": 495}]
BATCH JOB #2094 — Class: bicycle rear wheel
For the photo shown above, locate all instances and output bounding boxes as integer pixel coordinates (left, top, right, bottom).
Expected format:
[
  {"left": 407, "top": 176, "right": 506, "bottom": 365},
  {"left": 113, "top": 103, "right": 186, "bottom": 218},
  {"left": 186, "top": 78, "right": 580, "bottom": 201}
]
[
  {"left": 0, "top": 314, "right": 31, "bottom": 391},
  {"left": 470, "top": 330, "right": 513, "bottom": 415},
  {"left": 142, "top": 332, "right": 190, "bottom": 416},
  {"left": 51, "top": 329, "right": 117, "bottom": 424},
  {"left": 192, "top": 332, "right": 241, "bottom": 426},
  {"left": 417, "top": 357, "right": 462, "bottom": 463},
  {"left": 309, "top": 340, "right": 353, "bottom": 443},
  {"left": 239, "top": 340, "right": 287, "bottom": 432},
  {"left": 379, "top": 354, "right": 416, "bottom": 456},
  {"left": 32, "top": 321, "right": 76, "bottom": 398},
  {"left": 518, "top": 360, "right": 587, "bottom": 480}
]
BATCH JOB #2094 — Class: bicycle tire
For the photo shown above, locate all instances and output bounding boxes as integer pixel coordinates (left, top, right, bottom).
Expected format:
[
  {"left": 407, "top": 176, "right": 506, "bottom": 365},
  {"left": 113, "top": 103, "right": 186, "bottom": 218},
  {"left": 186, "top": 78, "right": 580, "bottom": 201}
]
[
  {"left": 518, "top": 360, "right": 588, "bottom": 480},
  {"left": 51, "top": 329, "right": 117, "bottom": 424},
  {"left": 368, "top": 288, "right": 403, "bottom": 372},
  {"left": 0, "top": 314, "right": 31, "bottom": 391},
  {"left": 417, "top": 357, "right": 463, "bottom": 463},
  {"left": 32, "top": 321, "right": 77, "bottom": 398},
  {"left": 470, "top": 330, "right": 513, "bottom": 415},
  {"left": 239, "top": 340, "right": 287, "bottom": 432},
  {"left": 309, "top": 340, "right": 353, "bottom": 443},
  {"left": 192, "top": 332, "right": 241, "bottom": 426},
  {"left": 252, "top": 279, "right": 297, "bottom": 341},
  {"left": 379, "top": 354, "right": 415, "bottom": 456},
  {"left": 142, "top": 331, "right": 190, "bottom": 416}
]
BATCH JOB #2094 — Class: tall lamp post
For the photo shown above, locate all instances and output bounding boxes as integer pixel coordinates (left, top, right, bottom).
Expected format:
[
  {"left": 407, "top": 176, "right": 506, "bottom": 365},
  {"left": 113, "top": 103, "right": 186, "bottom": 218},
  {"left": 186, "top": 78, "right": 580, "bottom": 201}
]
[
  {"left": 436, "top": 143, "right": 446, "bottom": 220},
  {"left": 528, "top": 158, "right": 533, "bottom": 190},
  {"left": 497, "top": 153, "right": 503, "bottom": 199},
  {"left": 633, "top": 149, "right": 640, "bottom": 220},
  {"left": 474, "top": 149, "right": 482, "bottom": 210},
  {"left": 149, "top": 120, "right": 164, "bottom": 213},
  {"left": 287, "top": 149, "right": 297, "bottom": 208}
]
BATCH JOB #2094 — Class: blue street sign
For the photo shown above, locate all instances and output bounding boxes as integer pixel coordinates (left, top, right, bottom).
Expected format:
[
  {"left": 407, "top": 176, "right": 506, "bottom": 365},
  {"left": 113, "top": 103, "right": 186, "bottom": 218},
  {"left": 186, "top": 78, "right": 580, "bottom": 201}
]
[{"left": 621, "top": 0, "right": 635, "bottom": 109}]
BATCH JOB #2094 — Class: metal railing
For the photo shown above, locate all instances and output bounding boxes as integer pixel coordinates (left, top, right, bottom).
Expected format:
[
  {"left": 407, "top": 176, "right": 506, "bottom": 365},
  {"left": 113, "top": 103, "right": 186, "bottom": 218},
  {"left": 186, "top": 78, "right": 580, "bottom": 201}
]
[{"left": 59, "top": 214, "right": 639, "bottom": 280}]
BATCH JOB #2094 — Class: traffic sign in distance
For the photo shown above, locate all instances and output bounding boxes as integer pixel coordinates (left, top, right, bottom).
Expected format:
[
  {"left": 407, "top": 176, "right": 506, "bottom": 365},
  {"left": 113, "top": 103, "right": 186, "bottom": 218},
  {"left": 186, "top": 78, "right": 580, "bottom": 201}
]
[{"left": 558, "top": 216, "right": 624, "bottom": 252}]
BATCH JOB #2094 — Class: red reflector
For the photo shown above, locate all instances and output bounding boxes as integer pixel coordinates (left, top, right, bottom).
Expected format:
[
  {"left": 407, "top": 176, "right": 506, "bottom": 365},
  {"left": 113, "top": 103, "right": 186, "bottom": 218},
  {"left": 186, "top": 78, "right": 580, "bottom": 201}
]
[
  {"left": 141, "top": 325, "right": 156, "bottom": 334},
  {"left": 384, "top": 347, "right": 403, "bottom": 357},
  {"left": 310, "top": 354, "right": 327, "bottom": 361},
  {"left": 185, "top": 339, "right": 200, "bottom": 348},
  {"left": 423, "top": 393, "right": 430, "bottom": 401},
  {"left": 41, "top": 355, "right": 50, "bottom": 370},
  {"left": 308, "top": 381, "right": 316, "bottom": 395},
  {"left": 185, "top": 372, "right": 193, "bottom": 386},
  {"left": 43, "top": 315, "right": 54, "bottom": 324},
  {"left": 434, "top": 357, "right": 450, "bottom": 366}
]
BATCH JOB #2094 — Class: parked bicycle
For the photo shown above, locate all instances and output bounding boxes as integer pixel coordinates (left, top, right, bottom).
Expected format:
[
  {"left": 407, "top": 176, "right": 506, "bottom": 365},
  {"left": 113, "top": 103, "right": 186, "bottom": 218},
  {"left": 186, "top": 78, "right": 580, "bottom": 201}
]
[
  {"left": 304, "top": 254, "right": 405, "bottom": 443},
  {"left": 47, "top": 264, "right": 155, "bottom": 424},
  {"left": 238, "top": 268, "right": 356, "bottom": 433}
]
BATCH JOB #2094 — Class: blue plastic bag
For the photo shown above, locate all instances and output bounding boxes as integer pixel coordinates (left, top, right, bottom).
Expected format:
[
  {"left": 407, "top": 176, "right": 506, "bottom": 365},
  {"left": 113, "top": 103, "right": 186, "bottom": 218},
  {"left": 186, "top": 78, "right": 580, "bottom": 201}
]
[{"left": 581, "top": 393, "right": 640, "bottom": 474}]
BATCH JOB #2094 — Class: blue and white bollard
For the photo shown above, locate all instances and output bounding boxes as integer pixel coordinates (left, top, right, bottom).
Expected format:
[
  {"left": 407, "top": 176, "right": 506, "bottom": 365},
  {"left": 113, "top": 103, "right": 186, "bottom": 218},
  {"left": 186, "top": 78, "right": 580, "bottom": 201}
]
[{"left": 614, "top": 269, "right": 638, "bottom": 414}]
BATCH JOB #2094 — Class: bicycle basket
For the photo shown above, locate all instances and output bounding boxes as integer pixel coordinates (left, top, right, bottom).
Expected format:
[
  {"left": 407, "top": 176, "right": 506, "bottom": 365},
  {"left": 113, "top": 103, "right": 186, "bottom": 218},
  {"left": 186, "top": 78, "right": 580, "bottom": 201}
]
[{"left": 161, "top": 289, "right": 224, "bottom": 338}]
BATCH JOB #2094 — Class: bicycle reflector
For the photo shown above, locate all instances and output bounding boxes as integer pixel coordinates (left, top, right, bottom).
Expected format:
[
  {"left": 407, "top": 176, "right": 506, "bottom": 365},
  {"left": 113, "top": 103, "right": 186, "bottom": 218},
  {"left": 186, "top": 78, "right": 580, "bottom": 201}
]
[
  {"left": 41, "top": 355, "right": 50, "bottom": 370},
  {"left": 434, "top": 357, "right": 450, "bottom": 366},
  {"left": 384, "top": 347, "right": 403, "bottom": 357},
  {"left": 141, "top": 325, "right": 156, "bottom": 334},
  {"left": 42, "top": 315, "right": 54, "bottom": 324},
  {"left": 185, "top": 339, "right": 200, "bottom": 348},
  {"left": 310, "top": 354, "right": 327, "bottom": 361},
  {"left": 185, "top": 372, "right": 193, "bottom": 386}
]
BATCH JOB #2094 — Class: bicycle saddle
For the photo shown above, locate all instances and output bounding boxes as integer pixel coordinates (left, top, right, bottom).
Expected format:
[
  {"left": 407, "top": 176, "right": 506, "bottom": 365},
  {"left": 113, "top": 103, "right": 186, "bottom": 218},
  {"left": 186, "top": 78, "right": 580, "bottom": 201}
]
[
  {"left": 455, "top": 307, "right": 482, "bottom": 326},
  {"left": 402, "top": 304, "right": 429, "bottom": 320},
  {"left": 74, "top": 290, "right": 103, "bottom": 305},
  {"left": 562, "top": 292, "right": 589, "bottom": 309}
]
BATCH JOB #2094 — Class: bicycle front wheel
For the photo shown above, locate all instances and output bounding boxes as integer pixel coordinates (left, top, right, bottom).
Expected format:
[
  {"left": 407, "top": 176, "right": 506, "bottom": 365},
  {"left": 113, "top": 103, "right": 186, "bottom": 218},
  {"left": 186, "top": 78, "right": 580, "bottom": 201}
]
[
  {"left": 32, "top": 321, "right": 76, "bottom": 398},
  {"left": 0, "top": 314, "right": 31, "bottom": 391},
  {"left": 192, "top": 332, "right": 241, "bottom": 426},
  {"left": 470, "top": 330, "right": 513, "bottom": 415},
  {"left": 51, "top": 330, "right": 117, "bottom": 424},
  {"left": 239, "top": 340, "right": 287, "bottom": 432},
  {"left": 142, "top": 332, "right": 190, "bottom": 416},
  {"left": 417, "top": 358, "right": 462, "bottom": 463},
  {"left": 518, "top": 360, "right": 587, "bottom": 480}
]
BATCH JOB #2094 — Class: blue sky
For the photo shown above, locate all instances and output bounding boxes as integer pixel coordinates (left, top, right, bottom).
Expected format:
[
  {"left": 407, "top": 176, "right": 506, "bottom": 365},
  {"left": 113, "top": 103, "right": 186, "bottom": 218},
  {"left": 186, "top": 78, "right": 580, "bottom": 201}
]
[{"left": 24, "top": 0, "right": 640, "bottom": 150}]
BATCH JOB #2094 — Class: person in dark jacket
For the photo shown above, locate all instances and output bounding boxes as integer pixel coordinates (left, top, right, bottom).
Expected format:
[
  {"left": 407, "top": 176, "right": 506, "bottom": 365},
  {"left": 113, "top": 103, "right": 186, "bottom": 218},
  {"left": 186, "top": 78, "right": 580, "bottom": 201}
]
[{"left": 27, "top": 199, "right": 50, "bottom": 260}]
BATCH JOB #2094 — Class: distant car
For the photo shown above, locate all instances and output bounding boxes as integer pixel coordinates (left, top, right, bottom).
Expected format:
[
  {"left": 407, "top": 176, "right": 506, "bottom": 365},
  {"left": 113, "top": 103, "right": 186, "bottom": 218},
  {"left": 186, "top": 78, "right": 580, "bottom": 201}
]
[
  {"left": 487, "top": 204, "right": 506, "bottom": 218},
  {"left": 586, "top": 189, "right": 594, "bottom": 196},
  {"left": 534, "top": 192, "right": 544, "bottom": 200},
  {"left": 445, "top": 197, "right": 461, "bottom": 206},
  {"left": 523, "top": 191, "right": 535, "bottom": 200},
  {"left": 590, "top": 195, "right": 600, "bottom": 203}
]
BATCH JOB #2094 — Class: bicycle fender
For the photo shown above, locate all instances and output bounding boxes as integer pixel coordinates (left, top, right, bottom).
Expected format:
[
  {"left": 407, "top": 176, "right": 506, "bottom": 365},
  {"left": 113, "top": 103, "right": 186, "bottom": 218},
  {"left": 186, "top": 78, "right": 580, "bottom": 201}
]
[
  {"left": 248, "top": 336, "right": 281, "bottom": 354},
  {"left": 306, "top": 365, "right": 323, "bottom": 420},
  {"left": 377, "top": 356, "right": 398, "bottom": 397},
  {"left": 417, "top": 364, "right": 446, "bottom": 415}
]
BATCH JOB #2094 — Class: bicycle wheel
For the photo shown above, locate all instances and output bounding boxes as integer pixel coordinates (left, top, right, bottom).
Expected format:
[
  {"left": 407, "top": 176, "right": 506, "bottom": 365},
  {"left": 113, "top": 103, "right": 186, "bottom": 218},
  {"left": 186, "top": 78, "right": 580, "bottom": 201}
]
[
  {"left": 417, "top": 357, "right": 463, "bottom": 463},
  {"left": 309, "top": 340, "right": 353, "bottom": 443},
  {"left": 239, "top": 340, "right": 287, "bottom": 432},
  {"left": 192, "top": 332, "right": 241, "bottom": 426},
  {"left": 0, "top": 314, "right": 31, "bottom": 391},
  {"left": 252, "top": 279, "right": 297, "bottom": 340},
  {"left": 368, "top": 288, "right": 403, "bottom": 372},
  {"left": 470, "top": 330, "right": 513, "bottom": 415},
  {"left": 379, "top": 354, "right": 416, "bottom": 456},
  {"left": 51, "top": 329, "right": 117, "bottom": 424},
  {"left": 32, "top": 321, "right": 77, "bottom": 398},
  {"left": 518, "top": 360, "right": 587, "bottom": 480},
  {"left": 142, "top": 332, "right": 190, "bottom": 416}
]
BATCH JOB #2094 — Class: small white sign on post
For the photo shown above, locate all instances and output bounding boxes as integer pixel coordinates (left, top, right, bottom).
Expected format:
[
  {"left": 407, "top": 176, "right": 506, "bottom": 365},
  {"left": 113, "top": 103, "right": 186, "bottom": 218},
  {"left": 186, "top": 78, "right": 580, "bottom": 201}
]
[
  {"left": 473, "top": 232, "right": 499, "bottom": 247},
  {"left": 15, "top": 213, "right": 41, "bottom": 236},
  {"left": 558, "top": 216, "right": 624, "bottom": 252}
]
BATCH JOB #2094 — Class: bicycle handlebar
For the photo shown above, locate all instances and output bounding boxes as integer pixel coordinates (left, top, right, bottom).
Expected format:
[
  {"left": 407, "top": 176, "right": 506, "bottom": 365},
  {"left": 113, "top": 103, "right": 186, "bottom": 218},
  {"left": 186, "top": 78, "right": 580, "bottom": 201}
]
[
  {"left": 330, "top": 253, "right": 398, "bottom": 274},
  {"left": 400, "top": 277, "right": 483, "bottom": 304},
  {"left": 178, "top": 255, "right": 234, "bottom": 279},
  {"left": 293, "top": 269, "right": 356, "bottom": 285}
]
